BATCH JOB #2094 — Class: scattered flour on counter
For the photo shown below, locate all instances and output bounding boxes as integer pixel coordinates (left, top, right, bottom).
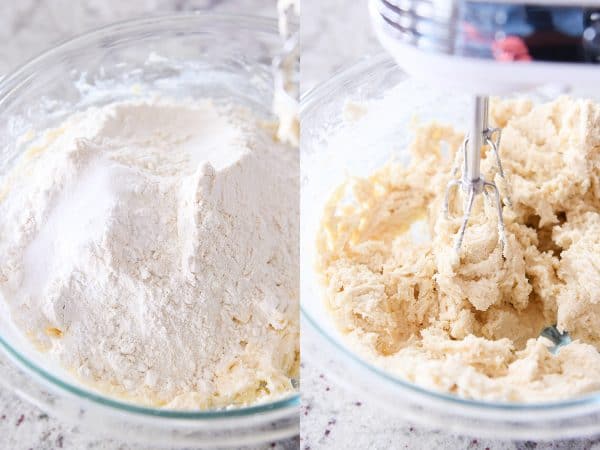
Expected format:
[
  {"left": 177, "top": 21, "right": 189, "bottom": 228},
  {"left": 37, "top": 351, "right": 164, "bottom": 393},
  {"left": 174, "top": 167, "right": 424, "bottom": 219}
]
[{"left": 0, "top": 97, "right": 299, "bottom": 409}]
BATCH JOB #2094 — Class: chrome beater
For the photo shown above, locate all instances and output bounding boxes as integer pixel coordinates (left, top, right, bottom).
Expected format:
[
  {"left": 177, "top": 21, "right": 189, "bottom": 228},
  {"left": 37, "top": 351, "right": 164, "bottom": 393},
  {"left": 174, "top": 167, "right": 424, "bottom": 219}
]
[
  {"left": 370, "top": 0, "right": 600, "bottom": 253},
  {"left": 443, "top": 96, "right": 508, "bottom": 253}
]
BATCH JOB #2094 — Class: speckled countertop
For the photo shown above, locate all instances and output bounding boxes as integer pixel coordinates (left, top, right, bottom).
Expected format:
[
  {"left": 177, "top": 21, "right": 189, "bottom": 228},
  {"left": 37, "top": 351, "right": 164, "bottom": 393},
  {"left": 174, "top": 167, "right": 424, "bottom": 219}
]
[
  {"left": 300, "top": 1, "right": 600, "bottom": 449},
  {"left": 0, "top": 2, "right": 298, "bottom": 449}
]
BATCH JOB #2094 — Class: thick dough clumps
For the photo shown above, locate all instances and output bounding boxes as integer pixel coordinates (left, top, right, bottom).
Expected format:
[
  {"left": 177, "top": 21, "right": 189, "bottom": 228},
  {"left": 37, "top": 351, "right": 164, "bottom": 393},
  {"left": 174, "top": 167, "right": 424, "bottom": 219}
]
[{"left": 317, "top": 97, "right": 600, "bottom": 402}]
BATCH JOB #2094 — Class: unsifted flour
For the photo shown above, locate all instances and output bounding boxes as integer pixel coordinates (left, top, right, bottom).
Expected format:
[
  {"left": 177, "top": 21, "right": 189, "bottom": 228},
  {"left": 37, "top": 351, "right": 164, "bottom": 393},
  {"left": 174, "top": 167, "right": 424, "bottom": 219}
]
[{"left": 0, "top": 97, "right": 299, "bottom": 409}]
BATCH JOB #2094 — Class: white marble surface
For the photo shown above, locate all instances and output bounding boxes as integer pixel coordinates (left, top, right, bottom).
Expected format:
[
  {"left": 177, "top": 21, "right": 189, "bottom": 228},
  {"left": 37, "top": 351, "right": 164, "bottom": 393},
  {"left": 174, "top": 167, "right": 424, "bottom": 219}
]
[
  {"left": 300, "top": 0, "right": 380, "bottom": 94},
  {"left": 300, "top": 1, "right": 600, "bottom": 449},
  {"left": 0, "top": 2, "right": 298, "bottom": 449}
]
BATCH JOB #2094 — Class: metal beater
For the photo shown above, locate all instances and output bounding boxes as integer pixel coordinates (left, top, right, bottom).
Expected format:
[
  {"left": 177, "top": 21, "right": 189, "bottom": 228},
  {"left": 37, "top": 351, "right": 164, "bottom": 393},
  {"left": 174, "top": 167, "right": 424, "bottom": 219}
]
[
  {"left": 443, "top": 96, "right": 508, "bottom": 252},
  {"left": 272, "top": 1, "right": 300, "bottom": 146},
  {"left": 370, "top": 0, "right": 600, "bottom": 253},
  {"left": 274, "top": 1, "right": 299, "bottom": 105}
]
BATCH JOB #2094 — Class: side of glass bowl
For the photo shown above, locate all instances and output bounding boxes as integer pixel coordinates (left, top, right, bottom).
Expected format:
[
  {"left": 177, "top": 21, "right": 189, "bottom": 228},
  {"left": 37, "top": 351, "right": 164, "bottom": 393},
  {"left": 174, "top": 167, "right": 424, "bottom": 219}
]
[{"left": 0, "top": 13, "right": 299, "bottom": 446}]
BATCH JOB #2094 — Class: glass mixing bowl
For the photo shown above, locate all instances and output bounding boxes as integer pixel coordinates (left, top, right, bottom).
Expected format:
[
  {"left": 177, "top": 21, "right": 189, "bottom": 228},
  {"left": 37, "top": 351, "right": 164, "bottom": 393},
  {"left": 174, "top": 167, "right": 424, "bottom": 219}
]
[
  {"left": 0, "top": 13, "right": 298, "bottom": 447},
  {"left": 300, "top": 53, "right": 600, "bottom": 440}
]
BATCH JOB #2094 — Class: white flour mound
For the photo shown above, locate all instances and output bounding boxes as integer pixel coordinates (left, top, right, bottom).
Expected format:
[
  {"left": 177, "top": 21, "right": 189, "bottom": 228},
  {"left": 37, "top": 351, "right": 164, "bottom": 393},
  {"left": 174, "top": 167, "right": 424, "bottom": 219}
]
[{"left": 0, "top": 97, "right": 299, "bottom": 409}]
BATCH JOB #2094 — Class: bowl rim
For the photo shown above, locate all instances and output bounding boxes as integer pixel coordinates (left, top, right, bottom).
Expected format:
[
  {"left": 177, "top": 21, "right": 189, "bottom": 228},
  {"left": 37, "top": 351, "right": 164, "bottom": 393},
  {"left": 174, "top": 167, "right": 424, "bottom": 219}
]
[
  {"left": 0, "top": 11, "right": 300, "bottom": 420},
  {"left": 300, "top": 51, "right": 600, "bottom": 415},
  {"left": 0, "top": 11, "right": 281, "bottom": 90}
]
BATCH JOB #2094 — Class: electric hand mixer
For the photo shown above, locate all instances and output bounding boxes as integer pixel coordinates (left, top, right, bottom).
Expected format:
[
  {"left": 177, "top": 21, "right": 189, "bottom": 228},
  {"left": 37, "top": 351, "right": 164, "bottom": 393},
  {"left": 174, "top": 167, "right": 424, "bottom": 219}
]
[{"left": 370, "top": 0, "right": 600, "bottom": 253}]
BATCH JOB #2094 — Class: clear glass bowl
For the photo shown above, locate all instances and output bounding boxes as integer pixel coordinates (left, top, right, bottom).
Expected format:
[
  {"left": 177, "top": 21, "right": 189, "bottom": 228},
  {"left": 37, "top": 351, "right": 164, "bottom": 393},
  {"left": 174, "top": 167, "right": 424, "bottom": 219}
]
[
  {"left": 0, "top": 13, "right": 298, "bottom": 447},
  {"left": 300, "top": 53, "right": 600, "bottom": 440}
]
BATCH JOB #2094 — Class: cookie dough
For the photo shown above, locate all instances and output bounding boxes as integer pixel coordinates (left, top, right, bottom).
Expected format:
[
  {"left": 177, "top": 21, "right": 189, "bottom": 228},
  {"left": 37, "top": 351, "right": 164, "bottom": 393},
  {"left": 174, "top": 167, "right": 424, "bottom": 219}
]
[{"left": 317, "top": 97, "right": 600, "bottom": 402}]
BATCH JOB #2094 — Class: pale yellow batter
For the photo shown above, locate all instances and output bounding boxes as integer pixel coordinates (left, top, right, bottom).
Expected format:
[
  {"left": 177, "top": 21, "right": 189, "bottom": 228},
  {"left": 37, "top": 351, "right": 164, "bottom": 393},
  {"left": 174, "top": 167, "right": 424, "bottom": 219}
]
[{"left": 317, "top": 97, "right": 600, "bottom": 402}]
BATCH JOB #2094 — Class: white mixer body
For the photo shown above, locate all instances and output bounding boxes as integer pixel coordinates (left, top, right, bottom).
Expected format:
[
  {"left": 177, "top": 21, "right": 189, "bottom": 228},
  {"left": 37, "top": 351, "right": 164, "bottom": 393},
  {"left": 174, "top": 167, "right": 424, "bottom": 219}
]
[{"left": 369, "top": 0, "right": 600, "bottom": 94}]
